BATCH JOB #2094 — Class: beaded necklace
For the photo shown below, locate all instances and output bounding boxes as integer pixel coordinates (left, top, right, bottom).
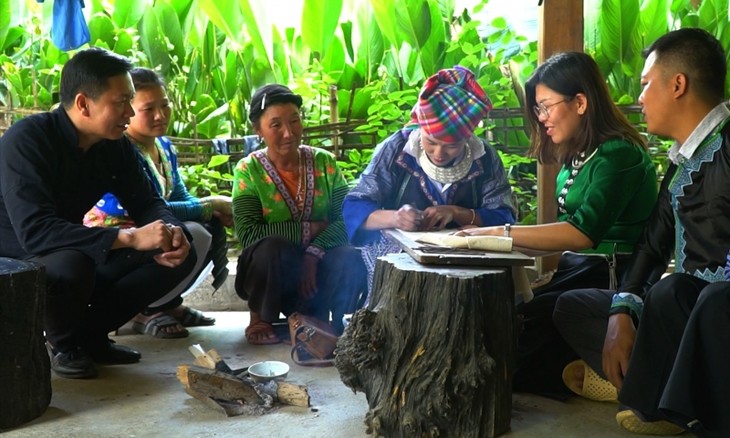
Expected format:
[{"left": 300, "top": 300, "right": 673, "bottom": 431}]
[
  {"left": 557, "top": 148, "right": 599, "bottom": 214},
  {"left": 416, "top": 137, "right": 473, "bottom": 184}
]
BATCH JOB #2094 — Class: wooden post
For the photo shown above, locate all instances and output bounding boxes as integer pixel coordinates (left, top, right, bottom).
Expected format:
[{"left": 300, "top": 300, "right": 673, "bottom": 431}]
[
  {"left": 535, "top": 0, "right": 583, "bottom": 273},
  {"left": 0, "top": 258, "right": 51, "bottom": 430},
  {"left": 336, "top": 253, "right": 516, "bottom": 437},
  {"left": 329, "top": 85, "right": 340, "bottom": 159},
  {"left": 191, "top": 113, "right": 201, "bottom": 163}
]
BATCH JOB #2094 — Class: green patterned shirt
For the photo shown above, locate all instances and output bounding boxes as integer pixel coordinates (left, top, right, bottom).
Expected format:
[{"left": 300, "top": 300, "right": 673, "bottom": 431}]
[{"left": 232, "top": 145, "right": 349, "bottom": 258}]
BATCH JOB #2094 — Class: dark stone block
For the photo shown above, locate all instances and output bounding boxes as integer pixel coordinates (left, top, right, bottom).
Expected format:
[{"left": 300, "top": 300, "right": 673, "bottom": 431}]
[{"left": 0, "top": 257, "right": 51, "bottom": 430}]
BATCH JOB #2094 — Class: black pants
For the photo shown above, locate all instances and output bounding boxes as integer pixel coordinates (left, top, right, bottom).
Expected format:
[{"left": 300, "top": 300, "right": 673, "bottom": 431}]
[
  {"left": 513, "top": 252, "right": 630, "bottom": 397},
  {"left": 235, "top": 236, "right": 367, "bottom": 335},
  {"left": 553, "top": 287, "right": 614, "bottom": 380},
  {"left": 555, "top": 273, "right": 730, "bottom": 437},
  {"left": 31, "top": 247, "right": 197, "bottom": 352},
  {"left": 624, "top": 274, "right": 730, "bottom": 437}
]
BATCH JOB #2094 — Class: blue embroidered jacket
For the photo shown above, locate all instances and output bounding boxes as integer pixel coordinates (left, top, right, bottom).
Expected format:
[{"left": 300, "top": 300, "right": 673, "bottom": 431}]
[{"left": 342, "top": 129, "right": 515, "bottom": 246}]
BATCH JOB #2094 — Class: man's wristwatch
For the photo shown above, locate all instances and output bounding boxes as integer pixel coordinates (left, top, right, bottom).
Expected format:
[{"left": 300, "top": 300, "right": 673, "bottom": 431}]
[{"left": 503, "top": 223, "right": 511, "bottom": 237}]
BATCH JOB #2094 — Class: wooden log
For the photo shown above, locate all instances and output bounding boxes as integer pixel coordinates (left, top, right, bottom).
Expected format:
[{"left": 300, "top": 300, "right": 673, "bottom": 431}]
[
  {"left": 336, "top": 253, "right": 517, "bottom": 438},
  {"left": 184, "top": 388, "right": 247, "bottom": 417},
  {"left": 177, "top": 365, "right": 310, "bottom": 411},
  {"left": 276, "top": 381, "right": 310, "bottom": 407},
  {"left": 188, "top": 346, "right": 234, "bottom": 373},
  {"left": 0, "top": 258, "right": 51, "bottom": 431},
  {"left": 185, "top": 346, "right": 309, "bottom": 407},
  {"left": 177, "top": 365, "right": 265, "bottom": 406}
]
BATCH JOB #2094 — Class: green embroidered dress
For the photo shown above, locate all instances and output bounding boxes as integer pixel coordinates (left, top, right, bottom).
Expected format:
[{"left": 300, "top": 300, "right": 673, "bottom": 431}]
[
  {"left": 232, "top": 145, "right": 350, "bottom": 258},
  {"left": 555, "top": 139, "right": 657, "bottom": 255}
]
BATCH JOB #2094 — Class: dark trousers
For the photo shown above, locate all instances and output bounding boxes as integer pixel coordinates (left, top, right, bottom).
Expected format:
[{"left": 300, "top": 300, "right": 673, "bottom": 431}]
[
  {"left": 555, "top": 273, "right": 730, "bottom": 437},
  {"left": 623, "top": 274, "right": 730, "bottom": 437},
  {"left": 31, "top": 247, "right": 197, "bottom": 352},
  {"left": 513, "top": 252, "right": 630, "bottom": 397},
  {"left": 553, "top": 287, "right": 614, "bottom": 380},
  {"left": 235, "top": 236, "right": 367, "bottom": 335}
]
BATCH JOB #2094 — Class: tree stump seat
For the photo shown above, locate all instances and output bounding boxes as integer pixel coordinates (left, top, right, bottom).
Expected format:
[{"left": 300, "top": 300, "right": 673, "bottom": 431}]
[
  {"left": 336, "top": 253, "right": 517, "bottom": 438},
  {"left": 0, "top": 257, "right": 51, "bottom": 430}
]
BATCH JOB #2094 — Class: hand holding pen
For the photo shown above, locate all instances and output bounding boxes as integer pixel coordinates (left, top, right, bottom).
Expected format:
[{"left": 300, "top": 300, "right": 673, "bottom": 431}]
[{"left": 394, "top": 204, "right": 425, "bottom": 231}]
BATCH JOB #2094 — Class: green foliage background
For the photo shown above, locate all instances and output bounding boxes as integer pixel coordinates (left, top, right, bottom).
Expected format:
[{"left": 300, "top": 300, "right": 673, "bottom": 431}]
[
  {"left": 2, "top": 0, "right": 730, "bottom": 223},
  {"left": 1, "top": 0, "right": 536, "bottom": 138}
]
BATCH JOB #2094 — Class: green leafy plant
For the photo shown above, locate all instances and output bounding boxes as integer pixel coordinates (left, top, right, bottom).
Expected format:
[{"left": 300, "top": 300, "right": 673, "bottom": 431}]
[
  {"left": 5, "top": 0, "right": 730, "bottom": 223},
  {"left": 587, "top": 0, "right": 730, "bottom": 103},
  {"left": 337, "top": 148, "right": 374, "bottom": 183},
  {"left": 178, "top": 154, "right": 234, "bottom": 197},
  {"left": 498, "top": 150, "right": 537, "bottom": 224}
]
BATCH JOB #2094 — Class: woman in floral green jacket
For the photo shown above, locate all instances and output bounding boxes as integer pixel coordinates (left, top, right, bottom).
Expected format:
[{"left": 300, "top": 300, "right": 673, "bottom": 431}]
[{"left": 232, "top": 84, "right": 366, "bottom": 345}]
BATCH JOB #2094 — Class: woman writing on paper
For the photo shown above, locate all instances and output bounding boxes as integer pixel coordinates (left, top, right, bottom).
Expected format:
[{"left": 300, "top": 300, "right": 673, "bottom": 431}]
[
  {"left": 342, "top": 65, "right": 516, "bottom": 298},
  {"left": 458, "top": 52, "right": 658, "bottom": 398}
]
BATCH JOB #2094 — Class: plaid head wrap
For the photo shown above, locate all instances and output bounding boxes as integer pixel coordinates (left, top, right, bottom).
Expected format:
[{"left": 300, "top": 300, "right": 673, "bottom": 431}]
[{"left": 409, "top": 65, "right": 493, "bottom": 143}]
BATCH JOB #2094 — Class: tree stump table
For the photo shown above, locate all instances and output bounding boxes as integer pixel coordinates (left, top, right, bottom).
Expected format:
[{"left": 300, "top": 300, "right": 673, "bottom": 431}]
[
  {"left": 0, "top": 257, "right": 51, "bottom": 430},
  {"left": 336, "top": 253, "right": 518, "bottom": 438}
]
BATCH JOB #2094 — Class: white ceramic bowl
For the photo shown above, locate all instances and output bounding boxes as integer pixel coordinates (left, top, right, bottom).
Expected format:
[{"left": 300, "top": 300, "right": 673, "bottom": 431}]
[{"left": 248, "top": 360, "right": 290, "bottom": 382}]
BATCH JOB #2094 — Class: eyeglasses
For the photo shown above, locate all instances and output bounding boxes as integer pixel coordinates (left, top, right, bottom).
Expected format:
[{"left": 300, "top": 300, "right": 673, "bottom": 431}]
[{"left": 533, "top": 98, "right": 572, "bottom": 119}]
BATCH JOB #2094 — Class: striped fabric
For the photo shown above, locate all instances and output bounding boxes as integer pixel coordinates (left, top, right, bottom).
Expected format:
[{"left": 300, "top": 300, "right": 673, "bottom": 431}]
[
  {"left": 409, "top": 65, "right": 492, "bottom": 143},
  {"left": 232, "top": 146, "right": 350, "bottom": 255},
  {"left": 232, "top": 185, "right": 349, "bottom": 251}
]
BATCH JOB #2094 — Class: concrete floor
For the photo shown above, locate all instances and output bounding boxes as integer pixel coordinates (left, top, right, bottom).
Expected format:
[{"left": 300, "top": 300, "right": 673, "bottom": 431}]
[{"left": 2, "top": 309, "right": 679, "bottom": 438}]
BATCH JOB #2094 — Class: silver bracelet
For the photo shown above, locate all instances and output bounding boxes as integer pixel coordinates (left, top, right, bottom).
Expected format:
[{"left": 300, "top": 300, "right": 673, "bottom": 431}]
[{"left": 503, "top": 223, "right": 511, "bottom": 237}]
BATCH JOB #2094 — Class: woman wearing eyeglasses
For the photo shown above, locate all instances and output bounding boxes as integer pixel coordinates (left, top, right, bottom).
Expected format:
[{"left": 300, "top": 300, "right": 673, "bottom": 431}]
[{"left": 459, "top": 52, "right": 658, "bottom": 398}]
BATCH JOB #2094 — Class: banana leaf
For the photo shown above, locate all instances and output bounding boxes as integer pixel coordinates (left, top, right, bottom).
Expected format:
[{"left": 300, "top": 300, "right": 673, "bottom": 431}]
[
  {"left": 697, "top": 0, "right": 728, "bottom": 32},
  {"left": 272, "top": 26, "right": 290, "bottom": 85},
  {"left": 198, "top": 0, "right": 242, "bottom": 43},
  {"left": 113, "top": 28, "right": 135, "bottom": 58},
  {"left": 302, "top": 0, "right": 343, "bottom": 59},
  {"left": 138, "top": 1, "right": 185, "bottom": 75},
  {"left": 341, "top": 21, "right": 354, "bottom": 61},
  {"left": 112, "top": 0, "right": 151, "bottom": 28},
  {"left": 239, "top": 0, "right": 274, "bottom": 74},
  {"left": 419, "top": 0, "right": 447, "bottom": 74},
  {"left": 321, "top": 37, "right": 347, "bottom": 82},
  {"left": 355, "top": 3, "right": 384, "bottom": 83},
  {"left": 600, "top": 0, "right": 641, "bottom": 65},
  {"left": 639, "top": 0, "right": 668, "bottom": 50},
  {"left": 0, "top": 0, "right": 10, "bottom": 52},
  {"left": 88, "top": 13, "right": 116, "bottom": 48}
]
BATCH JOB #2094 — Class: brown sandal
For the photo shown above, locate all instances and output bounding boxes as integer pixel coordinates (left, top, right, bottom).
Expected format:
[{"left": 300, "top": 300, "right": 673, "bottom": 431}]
[{"left": 245, "top": 320, "right": 280, "bottom": 345}]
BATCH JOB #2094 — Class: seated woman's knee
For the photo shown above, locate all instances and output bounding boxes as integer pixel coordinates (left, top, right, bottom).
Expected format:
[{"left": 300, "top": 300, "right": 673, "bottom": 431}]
[
  {"left": 256, "top": 235, "right": 297, "bottom": 254},
  {"left": 185, "top": 221, "right": 212, "bottom": 256}
]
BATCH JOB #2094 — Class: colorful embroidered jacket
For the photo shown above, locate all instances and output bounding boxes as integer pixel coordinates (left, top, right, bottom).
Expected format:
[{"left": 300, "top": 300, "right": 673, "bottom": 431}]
[
  {"left": 342, "top": 129, "right": 515, "bottom": 246},
  {"left": 232, "top": 145, "right": 349, "bottom": 258}
]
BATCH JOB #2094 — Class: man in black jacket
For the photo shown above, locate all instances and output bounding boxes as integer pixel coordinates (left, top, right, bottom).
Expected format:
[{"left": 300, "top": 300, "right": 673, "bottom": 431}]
[
  {"left": 554, "top": 28, "right": 730, "bottom": 437},
  {"left": 0, "top": 48, "right": 197, "bottom": 379}
]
